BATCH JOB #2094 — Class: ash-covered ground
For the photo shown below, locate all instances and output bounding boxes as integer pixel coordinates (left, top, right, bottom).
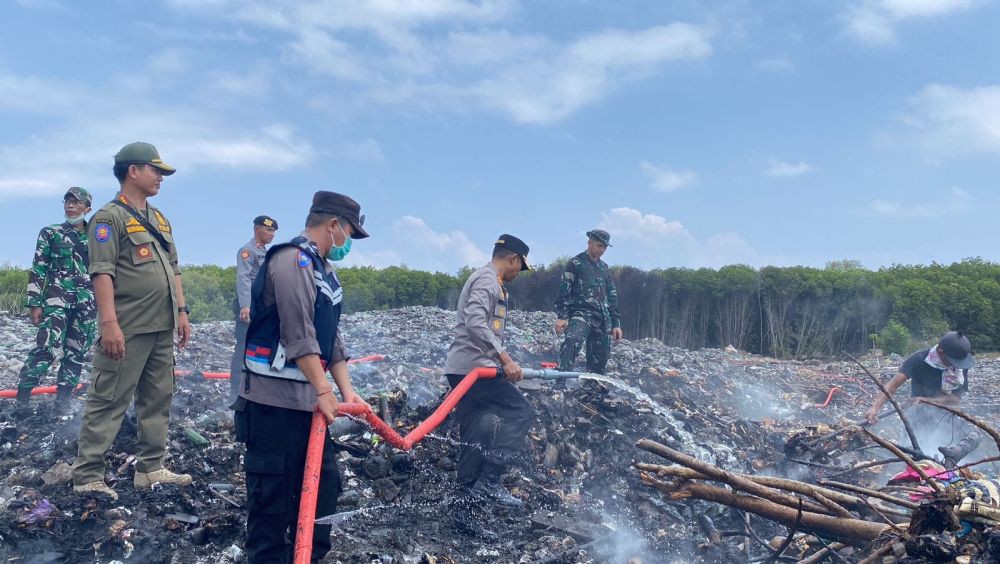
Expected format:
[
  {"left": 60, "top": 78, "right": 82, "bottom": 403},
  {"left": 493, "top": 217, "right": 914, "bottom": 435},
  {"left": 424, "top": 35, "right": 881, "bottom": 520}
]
[{"left": 2, "top": 307, "right": 999, "bottom": 563}]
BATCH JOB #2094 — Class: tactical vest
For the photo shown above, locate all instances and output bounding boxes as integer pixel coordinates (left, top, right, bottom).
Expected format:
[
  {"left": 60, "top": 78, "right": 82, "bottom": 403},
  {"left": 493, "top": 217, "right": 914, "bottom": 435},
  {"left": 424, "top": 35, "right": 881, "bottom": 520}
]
[{"left": 243, "top": 237, "right": 343, "bottom": 383}]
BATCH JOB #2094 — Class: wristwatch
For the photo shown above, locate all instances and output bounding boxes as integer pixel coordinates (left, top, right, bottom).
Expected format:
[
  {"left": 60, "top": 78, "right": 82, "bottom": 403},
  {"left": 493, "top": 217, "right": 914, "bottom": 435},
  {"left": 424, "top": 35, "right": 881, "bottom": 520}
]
[{"left": 178, "top": 305, "right": 191, "bottom": 315}]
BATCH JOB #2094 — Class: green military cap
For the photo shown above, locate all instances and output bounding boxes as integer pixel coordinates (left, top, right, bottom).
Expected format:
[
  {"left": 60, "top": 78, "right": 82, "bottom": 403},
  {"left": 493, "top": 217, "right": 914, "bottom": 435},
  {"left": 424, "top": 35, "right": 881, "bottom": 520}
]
[
  {"left": 64, "top": 186, "right": 92, "bottom": 205},
  {"left": 586, "top": 229, "right": 612, "bottom": 247},
  {"left": 114, "top": 142, "right": 176, "bottom": 176}
]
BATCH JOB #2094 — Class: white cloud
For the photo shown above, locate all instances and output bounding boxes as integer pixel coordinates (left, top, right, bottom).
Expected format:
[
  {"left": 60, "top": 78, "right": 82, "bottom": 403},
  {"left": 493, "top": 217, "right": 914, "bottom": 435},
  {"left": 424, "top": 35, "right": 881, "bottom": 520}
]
[
  {"left": 597, "top": 207, "right": 763, "bottom": 268},
  {"left": 764, "top": 159, "right": 813, "bottom": 177},
  {"left": 864, "top": 187, "right": 973, "bottom": 218},
  {"left": 843, "top": 0, "right": 978, "bottom": 45},
  {"left": 475, "top": 24, "right": 712, "bottom": 123},
  {"left": 392, "top": 216, "right": 488, "bottom": 270},
  {"left": 161, "top": 1, "right": 712, "bottom": 124},
  {"left": 0, "top": 59, "right": 318, "bottom": 201},
  {"left": 639, "top": 161, "right": 698, "bottom": 192},
  {"left": 904, "top": 83, "right": 1000, "bottom": 158}
]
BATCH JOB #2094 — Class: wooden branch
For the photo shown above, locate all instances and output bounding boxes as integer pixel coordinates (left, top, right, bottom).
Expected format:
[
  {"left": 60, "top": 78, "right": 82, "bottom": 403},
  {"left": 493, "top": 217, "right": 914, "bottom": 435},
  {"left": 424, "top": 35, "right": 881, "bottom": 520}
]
[
  {"left": 826, "top": 457, "right": 900, "bottom": 480},
  {"left": 950, "top": 455, "right": 1000, "bottom": 474},
  {"left": 634, "top": 463, "right": 865, "bottom": 511},
  {"left": 857, "top": 542, "right": 897, "bottom": 564},
  {"left": 920, "top": 399, "right": 1000, "bottom": 451},
  {"left": 861, "top": 429, "right": 943, "bottom": 493},
  {"left": 812, "top": 491, "right": 854, "bottom": 519},
  {"left": 640, "top": 474, "right": 889, "bottom": 544},
  {"left": 798, "top": 541, "right": 849, "bottom": 564},
  {"left": 635, "top": 440, "right": 829, "bottom": 514},
  {"left": 846, "top": 353, "right": 922, "bottom": 453},
  {"left": 858, "top": 497, "right": 905, "bottom": 533},
  {"left": 816, "top": 480, "right": 918, "bottom": 510},
  {"left": 764, "top": 499, "right": 803, "bottom": 564}
]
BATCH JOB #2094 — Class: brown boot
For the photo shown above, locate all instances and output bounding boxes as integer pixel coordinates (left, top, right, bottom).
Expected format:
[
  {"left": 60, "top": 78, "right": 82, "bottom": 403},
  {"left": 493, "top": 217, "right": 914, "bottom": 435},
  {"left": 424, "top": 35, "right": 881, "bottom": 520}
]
[{"left": 134, "top": 468, "right": 193, "bottom": 489}]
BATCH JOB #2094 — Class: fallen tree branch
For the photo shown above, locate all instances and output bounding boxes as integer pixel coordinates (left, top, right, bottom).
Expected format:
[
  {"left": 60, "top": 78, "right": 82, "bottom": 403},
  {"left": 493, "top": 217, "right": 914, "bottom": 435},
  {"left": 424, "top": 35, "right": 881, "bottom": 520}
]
[
  {"left": 634, "top": 463, "right": 865, "bottom": 512},
  {"left": 826, "top": 457, "right": 900, "bottom": 480},
  {"left": 920, "top": 399, "right": 1000, "bottom": 451},
  {"left": 861, "top": 429, "right": 943, "bottom": 493},
  {"left": 812, "top": 491, "right": 854, "bottom": 519},
  {"left": 801, "top": 537, "right": 848, "bottom": 564},
  {"left": 636, "top": 440, "right": 830, "bottom": 514},
  {"left": 816, "top": 480, "right": 918, "bottom": 510},
  {"left": 950, "top": 455, "right": 1000, "bottom": 474},
  {"left": 857, "top": 541, "right": 897, "bottom": 564},
  {"left": 764, "top": 499, "right": 803, "bottom": 564},
  {"left": 846, "top": 353, "right": 921, "bottom": 454},
  {"left": 640, "top": 474, "right": 890, "bottom": 544}
]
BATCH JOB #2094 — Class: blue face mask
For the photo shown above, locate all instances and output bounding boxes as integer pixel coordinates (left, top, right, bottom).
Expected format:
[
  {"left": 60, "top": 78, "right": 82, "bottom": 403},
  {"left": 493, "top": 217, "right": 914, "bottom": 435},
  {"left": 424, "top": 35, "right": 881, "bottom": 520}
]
[{"left": 326, "top": 223, "right": 352, "bottom": 261}]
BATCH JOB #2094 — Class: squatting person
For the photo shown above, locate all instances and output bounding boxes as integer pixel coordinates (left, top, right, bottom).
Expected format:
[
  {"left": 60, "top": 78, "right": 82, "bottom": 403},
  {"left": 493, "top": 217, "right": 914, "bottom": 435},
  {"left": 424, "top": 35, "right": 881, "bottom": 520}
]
[
  {"left": 555, "top": 229, "right": 623, "bottom": 374},
  {"left": 230, "top": 214, "right": 278, "bottom": 405},
  {"left": 15, "top": 187, "right": 96, "bottom": 416},
  {"left": 233, "top": 191, "right": 368, "bottom": 563},
  {"left": 864, "top": 330, "right": 982, "bottom": 466},
  {"left": 444, "top": 234, "right": 536, "bottom": 536},
  {"left": 72, "top": 142, "right": 193, "bottom": 500}
]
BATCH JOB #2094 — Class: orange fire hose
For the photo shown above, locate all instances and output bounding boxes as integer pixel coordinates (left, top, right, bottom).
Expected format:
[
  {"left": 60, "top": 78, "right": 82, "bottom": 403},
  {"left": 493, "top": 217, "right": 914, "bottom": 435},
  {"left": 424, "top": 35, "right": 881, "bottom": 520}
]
[{"left": 292, "top": 366, "right": 498, "bottom": 563}]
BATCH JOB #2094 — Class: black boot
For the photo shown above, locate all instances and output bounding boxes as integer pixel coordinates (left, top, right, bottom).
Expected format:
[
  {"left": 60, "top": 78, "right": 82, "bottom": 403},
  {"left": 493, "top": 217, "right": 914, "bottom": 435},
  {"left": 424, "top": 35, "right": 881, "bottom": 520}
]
[
  {"left": 471, "top": 465, "right": 523, "bottom": 508},
  {"left": 14, "top": 388, "right": 33, "bottom": 419},
  {"left": 451, "top": 487, "right": 499, "bottom": 541},
  {"left": 940, "top": 436, "right": 981, "bottom": 467},
  {"left": 54, "top": 385, "right": 73, "bottom": 411}
]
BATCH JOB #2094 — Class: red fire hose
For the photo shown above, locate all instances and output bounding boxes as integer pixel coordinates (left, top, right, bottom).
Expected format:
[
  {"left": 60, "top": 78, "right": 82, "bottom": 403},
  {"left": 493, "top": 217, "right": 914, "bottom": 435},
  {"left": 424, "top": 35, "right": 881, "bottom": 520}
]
[
  {"left": 292, "top": 366, "right": 498, "bottom": 563},
  {"left": 0, "top": 383, "right": 85, "bottom": 399},
  {"left": 815, "top": 386, "right": 842, "bottom": 408}
]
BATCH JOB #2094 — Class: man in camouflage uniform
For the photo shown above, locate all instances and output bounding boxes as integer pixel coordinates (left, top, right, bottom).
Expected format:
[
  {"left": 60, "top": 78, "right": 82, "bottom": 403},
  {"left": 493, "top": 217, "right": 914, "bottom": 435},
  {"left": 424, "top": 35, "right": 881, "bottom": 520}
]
[
  {"left": 555, "top": 229, "right": 623, "bottom": 374},
  {"left": 229, "top": 214, "right": 277, "bottom": 405},
  {"left": 16, "top": 187, "right": 97, "bottom": 414}
]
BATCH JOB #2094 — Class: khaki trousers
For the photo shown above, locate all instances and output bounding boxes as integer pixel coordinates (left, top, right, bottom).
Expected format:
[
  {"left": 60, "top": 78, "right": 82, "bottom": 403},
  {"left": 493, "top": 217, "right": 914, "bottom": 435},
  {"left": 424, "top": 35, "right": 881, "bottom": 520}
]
[{"left": 73, "top": 330, "right": 175, "bottom": 485}]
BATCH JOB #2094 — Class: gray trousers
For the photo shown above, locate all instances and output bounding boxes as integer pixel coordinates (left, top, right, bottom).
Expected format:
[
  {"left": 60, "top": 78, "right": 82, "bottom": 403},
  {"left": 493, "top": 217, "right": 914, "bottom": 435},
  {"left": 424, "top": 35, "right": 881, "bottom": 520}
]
[{"left": 229, "top": 316, "right": 249, "bottom": 406}]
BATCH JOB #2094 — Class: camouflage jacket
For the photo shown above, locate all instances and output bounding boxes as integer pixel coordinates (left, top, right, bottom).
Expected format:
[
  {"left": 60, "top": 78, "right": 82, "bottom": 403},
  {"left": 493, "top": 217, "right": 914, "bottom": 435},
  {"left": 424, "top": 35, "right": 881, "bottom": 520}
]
[
  {"left": 554, "top": 252, "right": 621, "bottom": 329},
  {"left": 25, "top": 221, "right": 94, "bottom": 310}
]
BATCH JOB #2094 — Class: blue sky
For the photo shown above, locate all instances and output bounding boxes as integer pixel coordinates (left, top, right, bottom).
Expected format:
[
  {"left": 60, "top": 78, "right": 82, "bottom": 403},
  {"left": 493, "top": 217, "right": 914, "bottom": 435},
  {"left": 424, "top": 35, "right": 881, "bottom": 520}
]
[{"left": 2, "top": 0, "right": 999, "bottom": 273}]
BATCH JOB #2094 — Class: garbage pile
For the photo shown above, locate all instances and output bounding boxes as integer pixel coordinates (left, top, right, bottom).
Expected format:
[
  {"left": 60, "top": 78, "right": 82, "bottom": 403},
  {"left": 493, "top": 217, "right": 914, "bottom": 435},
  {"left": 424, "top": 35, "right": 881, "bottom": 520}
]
[{"left": 1, "top": 307, "right": 1000, "bottom": 562}]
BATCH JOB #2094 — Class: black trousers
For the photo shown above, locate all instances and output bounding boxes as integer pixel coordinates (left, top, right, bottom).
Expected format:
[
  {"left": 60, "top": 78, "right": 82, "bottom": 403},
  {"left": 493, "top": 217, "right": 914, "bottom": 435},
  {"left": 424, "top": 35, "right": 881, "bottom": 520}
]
[
  {"left": 447, "top": 374, "right": 536, "bottom": 486},
  {"left": 235, "top": 400, "right": 341, "bottom": 564}
]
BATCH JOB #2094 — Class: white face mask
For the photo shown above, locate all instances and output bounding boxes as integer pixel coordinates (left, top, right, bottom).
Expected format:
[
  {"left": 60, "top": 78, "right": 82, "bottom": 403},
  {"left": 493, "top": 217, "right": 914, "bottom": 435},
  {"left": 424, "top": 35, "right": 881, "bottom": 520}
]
[{"left": 65, "top": 213, "right": 86, "bottom": 225}]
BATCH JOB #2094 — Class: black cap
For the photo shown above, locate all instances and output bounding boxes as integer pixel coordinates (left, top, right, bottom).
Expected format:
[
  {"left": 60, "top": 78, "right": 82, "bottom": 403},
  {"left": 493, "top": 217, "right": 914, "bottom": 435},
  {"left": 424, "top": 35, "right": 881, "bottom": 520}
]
[
  {"left": 310, "top": 191, "right": 369, "bottom": 239},
  {"left": 253, "top": 215, "right": 278, "bottom": 229},
  {"left": 939, "top": 331, "right": 974, "bottom": 370},
  {"left": 587, "top": 229, "right": 612, "bottom": 247},
  {"left": 495, "top": 234, "right": 531, "bottom": 271}
]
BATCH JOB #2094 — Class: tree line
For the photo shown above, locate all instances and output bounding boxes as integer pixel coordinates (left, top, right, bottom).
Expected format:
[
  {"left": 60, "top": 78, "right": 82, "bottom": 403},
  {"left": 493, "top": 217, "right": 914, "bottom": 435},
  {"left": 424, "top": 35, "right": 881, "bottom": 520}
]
[{"left": 3, "top": 258, "right": 998, "bottom": 357}]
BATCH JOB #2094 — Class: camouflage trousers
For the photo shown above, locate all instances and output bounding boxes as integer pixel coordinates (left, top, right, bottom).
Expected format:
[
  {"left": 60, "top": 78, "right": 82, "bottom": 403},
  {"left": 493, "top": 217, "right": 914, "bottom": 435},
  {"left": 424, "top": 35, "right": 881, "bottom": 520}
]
[
  {"left": 557, "top": 318, "right": 610, "bottom": 374},
  {"left": 18, "top": 305, "right": 96, "bottom": 390}
]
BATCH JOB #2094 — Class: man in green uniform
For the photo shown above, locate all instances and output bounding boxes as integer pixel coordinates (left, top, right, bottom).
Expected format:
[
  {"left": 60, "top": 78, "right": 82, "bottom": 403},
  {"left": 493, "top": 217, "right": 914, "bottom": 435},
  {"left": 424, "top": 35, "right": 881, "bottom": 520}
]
[
  {"left": 72, "top": 142, "right": 193, "bottom": 500},
  {"left": 555, "top": 229, "right": 623, "bottom": 374},
  {"left": 15, "top": 187, "right": 96, "bottom": 416}
]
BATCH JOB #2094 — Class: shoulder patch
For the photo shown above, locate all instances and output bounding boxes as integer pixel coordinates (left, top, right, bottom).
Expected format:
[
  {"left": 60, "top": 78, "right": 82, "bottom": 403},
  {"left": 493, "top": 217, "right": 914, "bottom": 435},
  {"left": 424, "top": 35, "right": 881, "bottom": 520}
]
[
  {"left": 297, "top": 250, "right": 312, "bottom": 268},
  {"left": 240, "top": 248, "right": 251, "bottom": 260},
  {"left": 95, "top": 223, "right": 112, "bottom": 243}
]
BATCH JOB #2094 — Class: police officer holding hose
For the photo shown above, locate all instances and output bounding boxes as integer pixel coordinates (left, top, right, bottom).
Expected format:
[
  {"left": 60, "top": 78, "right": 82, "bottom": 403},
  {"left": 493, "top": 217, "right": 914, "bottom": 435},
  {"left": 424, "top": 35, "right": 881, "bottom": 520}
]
[{"left": 232, "top": 191, "right": 369, "bottom": 563}]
